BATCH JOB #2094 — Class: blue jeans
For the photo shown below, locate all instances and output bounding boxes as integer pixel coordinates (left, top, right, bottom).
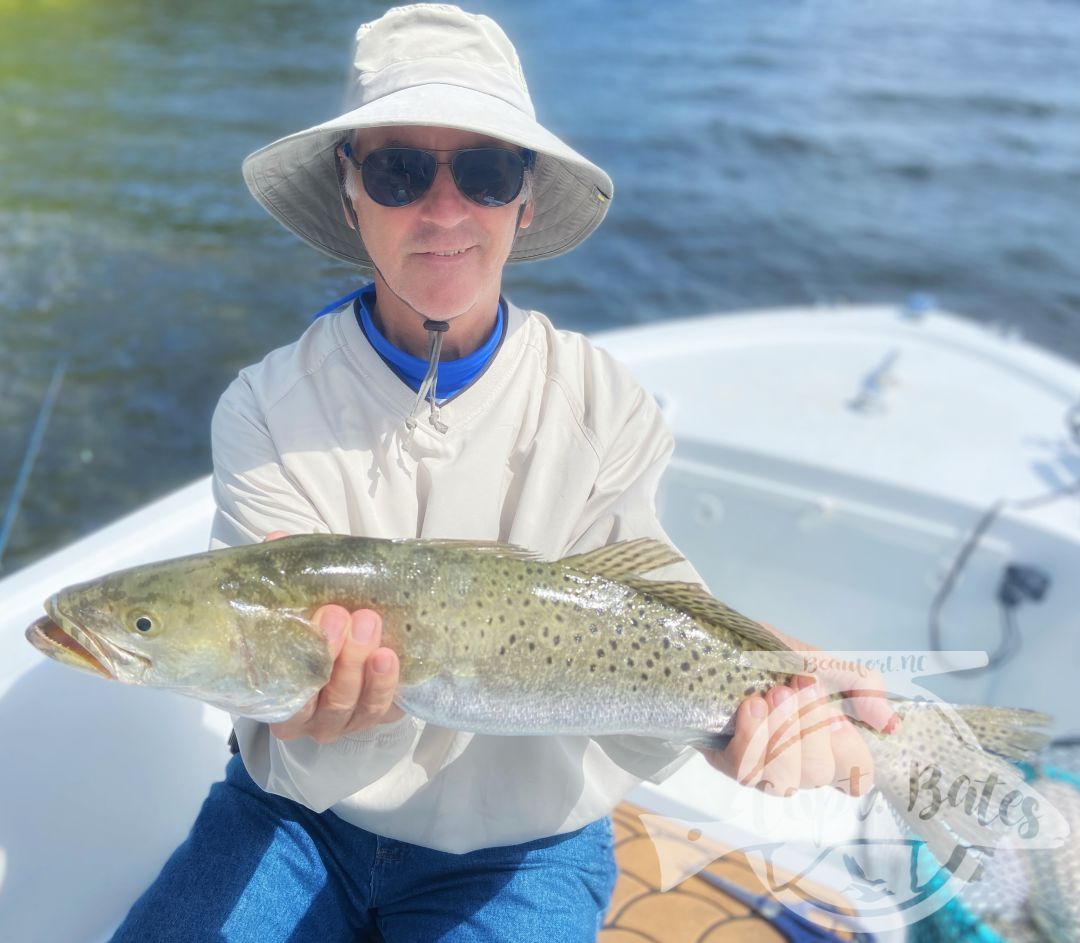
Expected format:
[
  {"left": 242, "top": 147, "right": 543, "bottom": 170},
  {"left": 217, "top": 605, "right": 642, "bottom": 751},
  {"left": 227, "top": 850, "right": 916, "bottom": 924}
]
[{"left": 111, "top": 754, "right": 616, "bottom": 942}]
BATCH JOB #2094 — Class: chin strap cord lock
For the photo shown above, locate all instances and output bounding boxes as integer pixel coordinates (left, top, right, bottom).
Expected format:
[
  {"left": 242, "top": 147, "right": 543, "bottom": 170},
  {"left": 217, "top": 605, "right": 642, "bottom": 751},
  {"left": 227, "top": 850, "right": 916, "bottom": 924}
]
[{"left": 405, "top": 319, "right": 450, "bottom": 434}]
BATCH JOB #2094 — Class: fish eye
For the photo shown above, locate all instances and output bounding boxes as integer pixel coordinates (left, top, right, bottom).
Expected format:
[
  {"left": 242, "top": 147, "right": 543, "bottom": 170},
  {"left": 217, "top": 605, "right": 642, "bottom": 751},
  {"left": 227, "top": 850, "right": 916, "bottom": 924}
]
[{"left": 125, "top": 608, "right": 161, "bottom": 635}]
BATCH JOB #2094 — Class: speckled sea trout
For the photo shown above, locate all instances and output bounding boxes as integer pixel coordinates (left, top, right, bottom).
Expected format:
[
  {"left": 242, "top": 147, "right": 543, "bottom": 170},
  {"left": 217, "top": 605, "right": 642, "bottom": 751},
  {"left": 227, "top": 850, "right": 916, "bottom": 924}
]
[{"left": 27, "top": 534, "right": 1062, "bottom": 868}]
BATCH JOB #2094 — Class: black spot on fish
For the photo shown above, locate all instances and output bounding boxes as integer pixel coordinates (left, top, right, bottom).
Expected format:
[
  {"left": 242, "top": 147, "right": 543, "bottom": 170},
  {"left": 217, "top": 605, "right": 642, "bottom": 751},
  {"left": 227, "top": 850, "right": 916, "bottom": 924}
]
[
  {"left": 692, "top": 650, "right": 700, "bottom": 661},
  {"left": 744, "top": 686, "right": 755, "bottom": 696},
  {"left": 726, "top": 672, "right": 733, "bottom": 683},
  {"left": 589, "top": 664, "right": 596, "bottom": 673},
  {"left": 596, "top": 649, "right": 605, "bottom": 658},
  {"left": 708, "top": 668, "right": 717, "bottom": 677},
  {"left": 661, "top": 638, "right": 671, "bottom": 650},
  {"left": 630, "top": 618, "right": 638, "bottom": 628},
  {"left": 640, "top": 672, "right": 649, "bottom": 681},
  {"left": 664, "top": 667, "right": 672, "bottom": 677},
  {"left": 555, "top": 614, "right": 564, "bottom": 623},
  {"left": 609, "top": 640, "right": 617, "bottom": 650},
  {"left": 627, "top": 658, "right": 635, "bottom": 667},
  {"left": 542, "top": 626, "right": 549, "bottom": 638},
  {"left": 523, "top": 600, "right": 530, "bottom": 607},
  {"left": 528, "top": 642, "right": 535, "bottom": 651},
  {"left": 553, "top": 635, "right": 560, "bottom": 646},
  {"left": 573, "top": 634, "right": 582, "bottom": 644},
  {"left": 509, "top": 634, "right": 516, "bottom": 645},
  {"left": 589, "top": 623, "right": 598, "bottom": 634},
  {"left": 680, "top": 662, "right": 690, "bottom": 672},
  {"left": 546, "top": 656, "right": 553, "bottom": 665},
  {"left": 518, "top": 618, "right": 526, "bottom": 628},
  {"left": 688, "top": 683, "right": 695, "bottom": 693},
  {"left": 499, "top": 615, "right": 506, "bottom": 623},
  {"left": 440, "top": 601, "right": 447, "bottom": 609},
  {"left": 566, "top": 657, "right": 573, "bottom": 666},
  {"left": 500, "top": 646, "right": 506, "bottom": 655},
  {"left": 703, "top": 645, "right": 712, "bottom": 655},
  {"left": 405, "top": 623, "right": 412, "bottom": 633},
  {"left": 480, "top": 629, "right": 485, "bottom": 638},
  {"left": 609, "top": 665, "right": 617, "bottom": 673},
  {"left": 638, "top": 608, "right": 646, "bottom": 617}
]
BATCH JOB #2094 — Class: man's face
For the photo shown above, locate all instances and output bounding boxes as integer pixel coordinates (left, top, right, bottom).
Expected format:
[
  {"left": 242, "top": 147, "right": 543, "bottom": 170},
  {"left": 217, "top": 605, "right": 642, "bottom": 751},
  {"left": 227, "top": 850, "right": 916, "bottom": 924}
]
[{"left": 345, "top": 125, "right": 534, "bottom": 325}]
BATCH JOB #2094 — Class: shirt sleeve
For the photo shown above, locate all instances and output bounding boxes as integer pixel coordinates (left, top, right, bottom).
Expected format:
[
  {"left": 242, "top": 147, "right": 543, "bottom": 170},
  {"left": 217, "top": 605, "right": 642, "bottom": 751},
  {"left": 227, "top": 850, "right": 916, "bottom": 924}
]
[
  {"left": 210, "top": 373, "right": 420, "bottom": 810},
  {"left": 209, "top": 373, "right": 329, "bottom": 549},
  {"left": 566, "top": 366, "right": 702, "bottom": 783}
]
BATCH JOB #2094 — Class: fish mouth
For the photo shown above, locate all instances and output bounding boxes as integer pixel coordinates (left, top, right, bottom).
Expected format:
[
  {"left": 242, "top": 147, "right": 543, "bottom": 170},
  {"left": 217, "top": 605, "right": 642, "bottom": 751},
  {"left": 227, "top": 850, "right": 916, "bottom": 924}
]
[
  {"left": 26, "top": 614, "right": 114, "bottom": 678},
  {"left": 25, "top": 596, "right": 151, "bottom": 679}
]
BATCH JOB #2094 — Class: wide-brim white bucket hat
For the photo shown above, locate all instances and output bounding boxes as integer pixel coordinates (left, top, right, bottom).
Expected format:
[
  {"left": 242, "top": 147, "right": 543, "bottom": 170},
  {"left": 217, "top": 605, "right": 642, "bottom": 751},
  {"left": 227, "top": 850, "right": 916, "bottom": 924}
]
[{"left": 242, "top": 3, "right": 613, "bottom": 269}]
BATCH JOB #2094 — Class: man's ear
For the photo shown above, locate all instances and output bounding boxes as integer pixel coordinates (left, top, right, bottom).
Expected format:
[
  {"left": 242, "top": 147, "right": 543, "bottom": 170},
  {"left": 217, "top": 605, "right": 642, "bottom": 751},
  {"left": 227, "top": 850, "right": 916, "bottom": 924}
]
[
  {"left": 516, "top": 199, "right": 534, "bottom": 230},
  {"left": 335, "top": 146, "right": 360, "bottom": 232}
]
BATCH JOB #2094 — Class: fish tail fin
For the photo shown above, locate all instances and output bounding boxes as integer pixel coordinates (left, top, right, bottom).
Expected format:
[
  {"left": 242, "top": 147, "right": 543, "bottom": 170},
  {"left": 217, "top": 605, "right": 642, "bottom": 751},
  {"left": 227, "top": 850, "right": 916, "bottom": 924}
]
[{"left": 865, "top": 702, "right": 1053, "bottom": 877}]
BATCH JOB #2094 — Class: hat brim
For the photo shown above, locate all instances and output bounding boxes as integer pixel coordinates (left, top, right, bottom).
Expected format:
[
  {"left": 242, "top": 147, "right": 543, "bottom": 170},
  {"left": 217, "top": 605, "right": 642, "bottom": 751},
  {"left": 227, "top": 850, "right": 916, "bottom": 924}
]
[{"left": 242, "top": 83, "right": 613, "bottom": 268}]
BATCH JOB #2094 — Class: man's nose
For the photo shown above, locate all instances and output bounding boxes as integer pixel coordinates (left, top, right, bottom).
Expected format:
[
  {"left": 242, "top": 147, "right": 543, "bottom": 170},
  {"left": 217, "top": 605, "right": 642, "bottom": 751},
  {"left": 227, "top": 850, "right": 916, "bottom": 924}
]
[{"left": 418, "top": 163, "right": 471, "bottom": 223}]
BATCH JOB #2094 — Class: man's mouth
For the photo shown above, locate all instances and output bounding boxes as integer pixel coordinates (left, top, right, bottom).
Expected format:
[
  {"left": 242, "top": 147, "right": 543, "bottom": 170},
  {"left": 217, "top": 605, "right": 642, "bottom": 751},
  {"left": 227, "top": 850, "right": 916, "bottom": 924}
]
[{"left": 418, "top": 246, "right": 474, "bottom": 258}]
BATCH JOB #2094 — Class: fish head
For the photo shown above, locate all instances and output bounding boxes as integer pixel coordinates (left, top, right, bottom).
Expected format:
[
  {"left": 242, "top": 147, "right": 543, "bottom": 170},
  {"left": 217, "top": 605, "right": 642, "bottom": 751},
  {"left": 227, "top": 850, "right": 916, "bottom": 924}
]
[{"left": 27, "top": 552, "right": 257, "bottom": 687}]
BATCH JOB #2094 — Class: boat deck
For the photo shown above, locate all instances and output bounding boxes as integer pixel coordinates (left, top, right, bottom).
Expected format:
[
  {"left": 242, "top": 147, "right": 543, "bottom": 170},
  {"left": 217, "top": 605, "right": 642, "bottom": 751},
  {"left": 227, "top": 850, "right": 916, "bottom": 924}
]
[{"left": 601, "top": 803, "right": 860, "bottom": 942}]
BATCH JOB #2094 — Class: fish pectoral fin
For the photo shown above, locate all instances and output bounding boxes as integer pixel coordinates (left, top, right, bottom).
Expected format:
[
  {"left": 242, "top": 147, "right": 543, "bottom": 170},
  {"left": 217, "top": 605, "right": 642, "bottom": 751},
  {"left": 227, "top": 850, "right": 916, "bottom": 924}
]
[
  {"left": 622, "top": 577, "right": 794, "bottom": 654},
  {"left": 395, "top": 651, "right": 440, "bottom": 685},
  {"left": 560, "top": 538, "right": 685, "bottom": 579}
]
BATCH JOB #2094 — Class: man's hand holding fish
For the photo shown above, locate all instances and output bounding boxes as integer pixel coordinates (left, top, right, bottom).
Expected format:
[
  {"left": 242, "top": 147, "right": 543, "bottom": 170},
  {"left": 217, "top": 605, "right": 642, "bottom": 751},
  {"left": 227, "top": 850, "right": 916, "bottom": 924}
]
[
  {"left": 261, "top": 533, "right": 403, "bottom": 744},
  {"left": 702, "top": 625, "right": 898, "bottom": 799}
]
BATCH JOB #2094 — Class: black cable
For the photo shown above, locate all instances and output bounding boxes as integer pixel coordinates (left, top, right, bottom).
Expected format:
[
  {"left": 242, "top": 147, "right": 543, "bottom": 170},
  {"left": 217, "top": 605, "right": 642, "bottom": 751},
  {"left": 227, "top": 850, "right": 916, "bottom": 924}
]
[{"left": 928, "top": 399, "right": 1080, "bottom": 673}]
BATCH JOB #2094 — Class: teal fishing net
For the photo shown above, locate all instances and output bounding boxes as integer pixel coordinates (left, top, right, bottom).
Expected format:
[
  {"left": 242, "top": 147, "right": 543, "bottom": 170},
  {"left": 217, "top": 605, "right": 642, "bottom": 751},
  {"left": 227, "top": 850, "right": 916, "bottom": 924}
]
[{"left": 906, "top": 741, "right": 1080, "bottom": 943}]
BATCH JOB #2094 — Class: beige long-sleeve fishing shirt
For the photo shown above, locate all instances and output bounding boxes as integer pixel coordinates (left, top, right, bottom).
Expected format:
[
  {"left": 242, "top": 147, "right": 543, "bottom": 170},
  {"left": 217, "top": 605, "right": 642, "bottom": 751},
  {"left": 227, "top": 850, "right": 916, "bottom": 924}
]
[{"left": 211, "top": 298, "right": 698, "bottom": 853}]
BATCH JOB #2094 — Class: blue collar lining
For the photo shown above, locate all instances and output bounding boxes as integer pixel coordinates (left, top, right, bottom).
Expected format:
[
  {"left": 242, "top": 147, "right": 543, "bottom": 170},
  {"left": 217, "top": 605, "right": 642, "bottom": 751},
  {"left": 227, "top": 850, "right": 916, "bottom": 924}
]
[{"left": 353, "top": 284, "right": 505, "bottom": 400}]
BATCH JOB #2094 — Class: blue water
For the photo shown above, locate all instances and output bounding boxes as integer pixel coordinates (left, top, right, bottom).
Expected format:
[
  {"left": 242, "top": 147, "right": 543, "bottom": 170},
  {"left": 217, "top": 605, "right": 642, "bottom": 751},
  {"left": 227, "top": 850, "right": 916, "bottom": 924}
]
[{"left": 2, "top": 0, "right": 1079, "bottom": 571}]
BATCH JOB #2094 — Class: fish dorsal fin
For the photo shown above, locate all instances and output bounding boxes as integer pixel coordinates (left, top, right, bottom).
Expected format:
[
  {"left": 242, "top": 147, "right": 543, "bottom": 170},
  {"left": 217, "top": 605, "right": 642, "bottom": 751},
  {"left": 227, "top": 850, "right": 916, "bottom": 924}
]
[
  {"left": 622, "top": 577, "right": 793, "bottom": 654},
  {"left": 397, "top": 538, "right": 541, "bottom": 561},
  {"left": 560, "top": 538, "right": 685, "bottom": 580}
]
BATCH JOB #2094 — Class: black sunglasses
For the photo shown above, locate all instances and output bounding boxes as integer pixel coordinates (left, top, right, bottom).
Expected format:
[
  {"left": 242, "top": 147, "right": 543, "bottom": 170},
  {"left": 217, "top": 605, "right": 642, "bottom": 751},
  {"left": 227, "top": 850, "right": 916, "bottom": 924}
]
[{"left": 341, "top": 142, "right": 532, "bottom": 208}]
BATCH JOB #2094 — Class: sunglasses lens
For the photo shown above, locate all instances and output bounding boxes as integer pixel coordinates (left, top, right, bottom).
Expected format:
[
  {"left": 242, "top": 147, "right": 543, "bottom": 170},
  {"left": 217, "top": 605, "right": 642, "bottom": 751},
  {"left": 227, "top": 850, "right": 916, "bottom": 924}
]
[
  {"left": 357, "top": 147, "right": 526, "bottom": 207},
  {"left": 361, "top": 148, "right": 438, "bottom": 207},
  {"left": 452, "top": 149, "right": 525, "bottom": 207}
]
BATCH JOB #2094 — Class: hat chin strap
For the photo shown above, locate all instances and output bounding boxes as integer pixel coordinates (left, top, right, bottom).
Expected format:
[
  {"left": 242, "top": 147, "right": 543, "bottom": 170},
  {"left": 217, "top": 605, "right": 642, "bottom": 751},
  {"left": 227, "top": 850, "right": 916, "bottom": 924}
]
[
  {"left": 366, "top": 255, "right": 451, "bottom": 434},
  {"left": 407, "top": 319, "right": 450, "bottom": 434},
  {"left": 335, "top": 157, "right": 452, "bottom": 432}
]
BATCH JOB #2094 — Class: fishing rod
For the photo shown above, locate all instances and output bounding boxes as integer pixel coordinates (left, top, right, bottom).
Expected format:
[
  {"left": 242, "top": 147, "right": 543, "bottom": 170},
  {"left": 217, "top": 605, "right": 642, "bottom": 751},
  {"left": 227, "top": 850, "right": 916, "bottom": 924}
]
[{"left": 0, "top": 356, "right": 69, "bottom": 570}]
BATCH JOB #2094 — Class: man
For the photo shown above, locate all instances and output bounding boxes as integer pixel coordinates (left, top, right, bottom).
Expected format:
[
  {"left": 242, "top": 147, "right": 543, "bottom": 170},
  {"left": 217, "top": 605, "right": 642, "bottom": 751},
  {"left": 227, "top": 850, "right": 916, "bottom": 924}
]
[{"left": 112, "top": 6, "right": 893, "bottom": 941}]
